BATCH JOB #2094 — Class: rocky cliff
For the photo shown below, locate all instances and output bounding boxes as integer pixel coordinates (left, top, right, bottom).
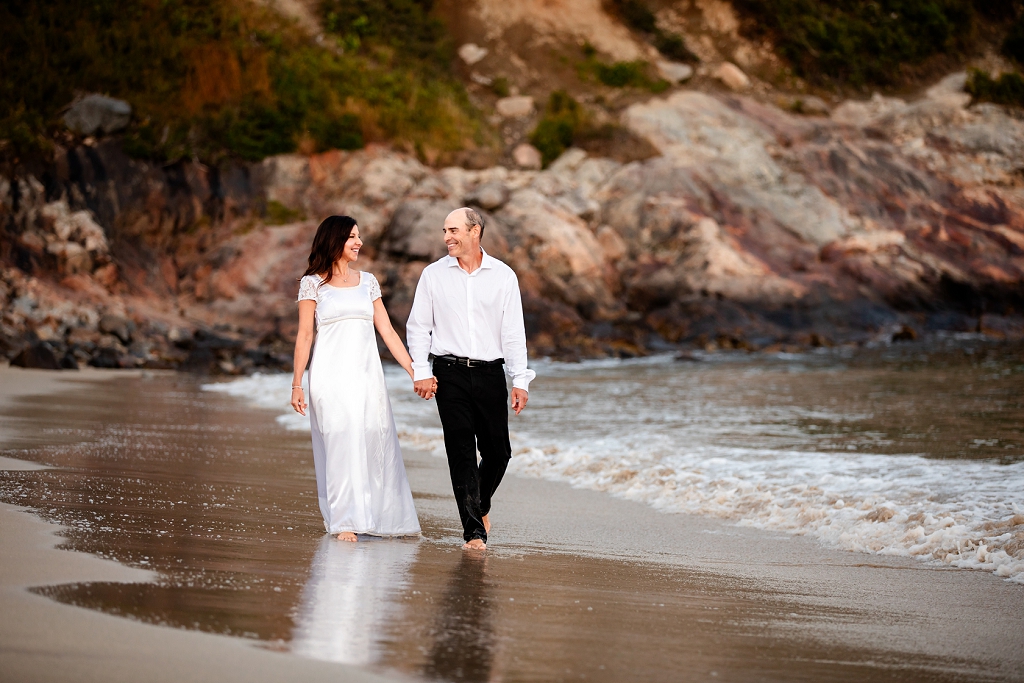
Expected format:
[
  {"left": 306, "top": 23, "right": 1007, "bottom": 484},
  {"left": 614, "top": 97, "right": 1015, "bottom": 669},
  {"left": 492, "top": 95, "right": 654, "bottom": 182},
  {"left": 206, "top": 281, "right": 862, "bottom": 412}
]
[{"left": 2, "top": 72, "right": 1023, "bottom": 371}]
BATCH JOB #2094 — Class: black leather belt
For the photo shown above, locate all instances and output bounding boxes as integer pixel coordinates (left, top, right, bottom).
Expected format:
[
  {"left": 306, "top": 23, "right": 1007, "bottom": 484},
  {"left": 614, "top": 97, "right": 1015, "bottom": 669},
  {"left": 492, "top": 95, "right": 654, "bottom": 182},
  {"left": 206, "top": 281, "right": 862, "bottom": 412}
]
[{"left": 430, "top": 354, "right": 505, "bottom": 368}]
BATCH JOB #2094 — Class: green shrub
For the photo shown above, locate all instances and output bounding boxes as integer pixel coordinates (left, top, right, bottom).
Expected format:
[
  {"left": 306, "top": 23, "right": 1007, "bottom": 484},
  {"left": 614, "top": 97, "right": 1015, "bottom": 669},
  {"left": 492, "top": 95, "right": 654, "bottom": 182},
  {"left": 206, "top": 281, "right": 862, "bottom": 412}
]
[
  {"left": 309, "top": 113, "right": 364, "bottom": 151},
  {"left": 595, "top": 61, "right": 648, "bottom": 87},
  {"left": 732, "top": 0, "right": 979, "bottom": 87},
  {"left": 966, "top": 68, "right": 1024, "bottom": 106},
  {"left": 265, "top": 200, "right": 305, "bottom": 225},
  {"left": 319, "top": 0, "right": 450, "bottom": 67},
  {"left": 582, "top": 56, "right": 669, "bottom": 92},
  {"left": 529, "top": 91, "right": 586, "bottom": 167},
  {"left": 614, "top": 0, "right": 658, "bottom": 33},
  {"left": 491, "top": 77, "right": 511, "bottom": 98},
  {"left": 653, "top": 33, "right": 700, "bottom": 64}
]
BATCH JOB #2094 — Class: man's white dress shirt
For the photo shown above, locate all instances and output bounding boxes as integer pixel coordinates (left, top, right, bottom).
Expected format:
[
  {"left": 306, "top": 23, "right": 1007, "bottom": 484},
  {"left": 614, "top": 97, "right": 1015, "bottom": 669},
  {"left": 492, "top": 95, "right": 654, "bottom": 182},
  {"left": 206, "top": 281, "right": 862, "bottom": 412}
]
[{"left": 406, "top": 249, "right": 536, "bottom": 391}]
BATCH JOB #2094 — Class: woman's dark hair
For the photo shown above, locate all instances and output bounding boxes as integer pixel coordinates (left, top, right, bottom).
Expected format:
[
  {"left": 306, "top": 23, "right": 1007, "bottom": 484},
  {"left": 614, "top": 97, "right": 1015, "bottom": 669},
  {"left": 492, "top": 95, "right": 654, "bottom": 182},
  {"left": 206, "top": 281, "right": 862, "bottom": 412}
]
[{"left": 303, "top": 215, "right": 357, "bottom": 285}]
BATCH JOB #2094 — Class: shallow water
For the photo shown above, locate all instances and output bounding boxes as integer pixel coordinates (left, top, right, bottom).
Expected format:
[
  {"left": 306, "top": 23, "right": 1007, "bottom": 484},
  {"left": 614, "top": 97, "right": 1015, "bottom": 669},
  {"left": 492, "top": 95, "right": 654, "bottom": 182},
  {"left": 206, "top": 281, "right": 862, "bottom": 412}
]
[
  {"left": 1, "top": 339, "right": 1022, "bottom": 681},
  {"left": 212, "top": 336, "right": 1024, "bottom": 582}
]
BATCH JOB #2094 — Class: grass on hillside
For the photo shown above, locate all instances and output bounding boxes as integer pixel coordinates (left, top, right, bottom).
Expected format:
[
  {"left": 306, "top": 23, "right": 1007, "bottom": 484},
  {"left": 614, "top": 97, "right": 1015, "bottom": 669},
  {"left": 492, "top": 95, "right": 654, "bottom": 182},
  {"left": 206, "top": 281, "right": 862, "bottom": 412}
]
[
  {"left": 578, "top": 44, "right": 669, "bottom": 92},
  {"left": 966, "top": 68, "right": 1024, "bottom": 105},
  {"left": 530, "top": 91, "right": 586, "bottom": 167},
  {"left": 732, "top": 0, "right": 1020, "bottom": 88},
  {"left": 0, "top": 0, "right": 489, "bottom": 166}
]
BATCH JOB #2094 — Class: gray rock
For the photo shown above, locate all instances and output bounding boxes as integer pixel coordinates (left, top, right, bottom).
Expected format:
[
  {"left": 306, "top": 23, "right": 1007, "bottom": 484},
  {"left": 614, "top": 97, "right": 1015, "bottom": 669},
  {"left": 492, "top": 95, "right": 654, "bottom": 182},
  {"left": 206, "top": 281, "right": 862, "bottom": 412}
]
[
  {"left": 458, "top": 43, "right": 488, "bottom": 65},
  {"left": 513, "top": 143, "right": 543, "bottom": 170},
  {"left": 89, "top": 347, "right": 125, "bottom": 369},
  {"left": 10, "top": 342, "right": 61, "bottom": 370},
  {"left": 713, "top": 62, "right": 749, "bottom": 90},
  {"left": 496, "top": 96, "right": 535, "bottom": 118},
  {"left": 64, "top": 94, "right": 132, "bottom": 136},
  {"left": 383, "top": 199, "right": 460, "bottom": 261},
  {"left": 793, "top": 95, "right": 830, "bottom": 116},
  {"left": 99, "top": 314, "right": 133, "bottom": 345},
  {"left": 467, "top": 181, "right": 509, "bottom": 210},
  {"left": 656, "top": 60, "right": 694, "bottom": 84}
]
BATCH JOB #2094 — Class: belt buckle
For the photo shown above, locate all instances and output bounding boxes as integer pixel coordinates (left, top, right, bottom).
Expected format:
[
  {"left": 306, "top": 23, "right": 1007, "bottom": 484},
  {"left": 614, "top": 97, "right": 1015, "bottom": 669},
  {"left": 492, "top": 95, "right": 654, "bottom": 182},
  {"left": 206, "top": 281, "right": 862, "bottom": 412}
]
[{"left": 466, "top": 358, "right": 479, "bottom": 368}]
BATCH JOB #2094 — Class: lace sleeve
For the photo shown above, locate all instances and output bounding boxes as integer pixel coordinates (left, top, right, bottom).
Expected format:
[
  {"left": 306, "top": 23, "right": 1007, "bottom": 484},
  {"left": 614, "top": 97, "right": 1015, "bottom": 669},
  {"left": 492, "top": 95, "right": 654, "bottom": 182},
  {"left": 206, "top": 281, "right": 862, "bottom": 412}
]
[
  {"left": 297, "top": 275, "right": 319, "bottom": 302},
  {"left": 367, "top": 272, "right": 382, "bottom": 302}
]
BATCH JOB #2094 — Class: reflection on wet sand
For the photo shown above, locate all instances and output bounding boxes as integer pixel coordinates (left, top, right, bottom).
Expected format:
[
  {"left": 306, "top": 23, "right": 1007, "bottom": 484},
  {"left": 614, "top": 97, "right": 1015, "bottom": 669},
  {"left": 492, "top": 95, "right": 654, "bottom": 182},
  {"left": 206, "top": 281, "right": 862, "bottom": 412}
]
[
  {"left": 292, "top": 537, "right": 420, "bottom": 666},
  {"left": 422, "top": 553, "right": 494, "bottom": 683}
]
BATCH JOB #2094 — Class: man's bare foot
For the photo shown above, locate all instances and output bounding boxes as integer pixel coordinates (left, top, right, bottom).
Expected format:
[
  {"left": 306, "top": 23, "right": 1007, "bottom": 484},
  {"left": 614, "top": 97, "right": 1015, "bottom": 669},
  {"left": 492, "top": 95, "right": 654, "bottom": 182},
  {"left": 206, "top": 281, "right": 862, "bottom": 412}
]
[
  {"left": 335, "top": 532, "right": 357, "bottom": 542},
  {"left": 463, "top": 538, "right": 486, "bottom": 551},
  {"left": 482, "top": 514, "right": 491, "bottom": 534}
]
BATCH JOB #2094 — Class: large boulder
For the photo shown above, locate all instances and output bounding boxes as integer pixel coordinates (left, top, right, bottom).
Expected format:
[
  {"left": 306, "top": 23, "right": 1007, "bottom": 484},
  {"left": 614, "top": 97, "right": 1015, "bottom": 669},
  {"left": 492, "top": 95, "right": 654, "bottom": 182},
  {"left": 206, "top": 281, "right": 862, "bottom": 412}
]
[
  {"left": 621, "top": 91, "right": 856, "bottom": 247},
  {"left": 382, "top": 199, "right": 459, "bottom": 261},
  {"left": 10, "top": 342, "right": 61, "bottom": 370},
  {"left": 466, "top": 181, "right": 509, "bottom": 211},
  {"left": 99, "top": 314, "right": 134, "bottom": 345},
  {"left": 63, "top": 94, "right": 132, "bottom": 136}
]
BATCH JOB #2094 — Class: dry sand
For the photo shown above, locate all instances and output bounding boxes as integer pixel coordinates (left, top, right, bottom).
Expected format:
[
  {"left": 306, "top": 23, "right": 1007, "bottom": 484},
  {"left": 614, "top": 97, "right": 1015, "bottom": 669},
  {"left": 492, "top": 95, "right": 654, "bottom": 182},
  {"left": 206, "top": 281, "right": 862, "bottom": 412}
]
[{"left": 0, "top": 364, "right": 1022, "bottom": 682}]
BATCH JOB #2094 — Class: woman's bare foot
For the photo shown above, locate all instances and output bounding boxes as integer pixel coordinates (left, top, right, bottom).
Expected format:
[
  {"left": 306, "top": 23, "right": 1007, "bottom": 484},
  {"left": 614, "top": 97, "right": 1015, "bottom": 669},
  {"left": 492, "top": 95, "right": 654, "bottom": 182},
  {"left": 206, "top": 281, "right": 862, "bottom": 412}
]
[
  {"left": 482, "top": 514, "right": 491, "bottom": 534},
  {"left": 335, "top": 532, "right": 357, "bottom": 542},
  {"left": 463, "top": 538, "right": 486, "bottom": 551}
]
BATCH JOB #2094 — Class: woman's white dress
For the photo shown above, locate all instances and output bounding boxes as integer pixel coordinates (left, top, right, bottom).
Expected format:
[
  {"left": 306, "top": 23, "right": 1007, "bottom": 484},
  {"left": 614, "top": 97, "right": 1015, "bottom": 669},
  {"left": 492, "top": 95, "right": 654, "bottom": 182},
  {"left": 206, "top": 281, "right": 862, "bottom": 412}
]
[{"left": 297, "top": 272, "right": 420, "bottom": 536}]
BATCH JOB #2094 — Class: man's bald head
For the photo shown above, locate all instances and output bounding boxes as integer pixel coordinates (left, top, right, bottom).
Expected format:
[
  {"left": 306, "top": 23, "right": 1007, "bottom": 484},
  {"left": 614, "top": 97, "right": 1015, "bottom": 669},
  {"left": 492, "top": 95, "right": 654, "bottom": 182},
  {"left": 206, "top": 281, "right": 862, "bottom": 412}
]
[{"left": 445, "top": 207, "right": 485, "bottom": 239}]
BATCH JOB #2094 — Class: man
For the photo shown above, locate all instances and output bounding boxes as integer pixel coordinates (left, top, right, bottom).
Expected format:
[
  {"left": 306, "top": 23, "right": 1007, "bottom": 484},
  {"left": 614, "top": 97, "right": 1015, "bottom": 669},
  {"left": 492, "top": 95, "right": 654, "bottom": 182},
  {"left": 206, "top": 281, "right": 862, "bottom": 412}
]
[{"left": 406, "top": 207, "right": 535, "bottom": 551}]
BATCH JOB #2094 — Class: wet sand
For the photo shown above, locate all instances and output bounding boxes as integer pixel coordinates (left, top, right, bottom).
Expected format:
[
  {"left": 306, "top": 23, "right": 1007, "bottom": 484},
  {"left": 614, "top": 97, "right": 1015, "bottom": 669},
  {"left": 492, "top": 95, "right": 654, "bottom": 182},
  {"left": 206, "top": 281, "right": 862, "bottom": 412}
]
[
  {"left": 0, "top": 367, "right": 397, "bottom": 683},
  {"left": 1, "top": 366, "right": 1022, "bottom": 682}
]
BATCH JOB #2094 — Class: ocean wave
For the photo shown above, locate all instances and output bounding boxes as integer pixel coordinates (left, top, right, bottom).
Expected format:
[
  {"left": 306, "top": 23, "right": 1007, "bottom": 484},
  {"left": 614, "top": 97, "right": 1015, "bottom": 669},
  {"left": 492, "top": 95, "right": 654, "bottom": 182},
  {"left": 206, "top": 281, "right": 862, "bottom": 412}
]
[
  {"left": 509, "top": 443, "right": 1024, "bottom": 583},
  {"left": 203, "top": 364, "right": 1024, "bottom": 583}
]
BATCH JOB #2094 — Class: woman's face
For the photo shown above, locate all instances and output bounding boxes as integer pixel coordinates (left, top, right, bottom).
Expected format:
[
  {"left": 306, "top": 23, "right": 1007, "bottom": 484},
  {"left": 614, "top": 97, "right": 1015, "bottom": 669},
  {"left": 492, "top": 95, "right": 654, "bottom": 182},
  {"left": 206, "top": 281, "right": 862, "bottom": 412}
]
[{"left": 341, "top": 226, "right": 363, "bottom": 263}]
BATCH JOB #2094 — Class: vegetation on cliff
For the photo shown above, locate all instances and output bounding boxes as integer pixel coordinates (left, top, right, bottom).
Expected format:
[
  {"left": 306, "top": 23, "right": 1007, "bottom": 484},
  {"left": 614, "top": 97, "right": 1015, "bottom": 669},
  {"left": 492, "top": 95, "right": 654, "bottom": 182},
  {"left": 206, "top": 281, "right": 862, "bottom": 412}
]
[
  {"left": 607, "top": 0, "right": 700, "bottom": 63},
  {"left": 0, "top": 0, "right": 485, "bottom": 166},
  {"left": 732, "top": 0, "right": 1021, "bottom": 88},
  {"left": 966, "top": 69, "right": 1024, "bottom": 105},
  {"left": 3, "top": 0, "right": 1023, "bottom": 172}
]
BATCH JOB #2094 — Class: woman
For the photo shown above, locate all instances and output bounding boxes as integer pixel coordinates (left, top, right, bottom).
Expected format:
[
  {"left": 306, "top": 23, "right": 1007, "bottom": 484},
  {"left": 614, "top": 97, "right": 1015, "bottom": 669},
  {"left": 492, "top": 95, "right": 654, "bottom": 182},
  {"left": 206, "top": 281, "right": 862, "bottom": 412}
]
[{"left": 290, "top": 215, "right": 425, "bottom": 541}]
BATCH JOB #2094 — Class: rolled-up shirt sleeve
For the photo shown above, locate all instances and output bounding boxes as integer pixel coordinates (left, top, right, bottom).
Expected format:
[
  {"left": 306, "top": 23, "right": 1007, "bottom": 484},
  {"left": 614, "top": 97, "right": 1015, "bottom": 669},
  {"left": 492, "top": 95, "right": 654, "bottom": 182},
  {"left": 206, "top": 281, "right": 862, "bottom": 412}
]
[
  {"left": 500, "top": 272, "right": 536, "bottom": 392},
  {"left": 406, "top": 270, "right": 435, "bottom": 381}
]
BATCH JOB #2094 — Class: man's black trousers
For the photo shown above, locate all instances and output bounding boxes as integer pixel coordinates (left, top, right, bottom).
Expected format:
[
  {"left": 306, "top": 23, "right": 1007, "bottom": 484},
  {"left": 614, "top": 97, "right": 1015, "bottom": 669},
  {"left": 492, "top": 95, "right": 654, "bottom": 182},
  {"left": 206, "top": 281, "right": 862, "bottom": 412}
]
[{"left": 433, "top": 358, "right": 511, "bottom": 543}]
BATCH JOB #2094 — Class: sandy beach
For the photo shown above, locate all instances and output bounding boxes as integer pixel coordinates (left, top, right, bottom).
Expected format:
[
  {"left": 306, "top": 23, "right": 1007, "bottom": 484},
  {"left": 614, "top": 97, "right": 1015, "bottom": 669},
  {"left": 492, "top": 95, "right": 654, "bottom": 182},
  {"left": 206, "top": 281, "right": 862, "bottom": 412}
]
[{"left": 1, "top": 364, "right": 1022, "bottom": 682}]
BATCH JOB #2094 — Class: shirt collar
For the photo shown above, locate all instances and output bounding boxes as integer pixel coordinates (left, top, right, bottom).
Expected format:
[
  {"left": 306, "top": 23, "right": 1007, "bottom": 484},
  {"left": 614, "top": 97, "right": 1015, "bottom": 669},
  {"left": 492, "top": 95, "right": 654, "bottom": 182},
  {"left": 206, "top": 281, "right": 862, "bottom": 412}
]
[{"left": 446, "top": 247, "right": 493, "bottom": 270}]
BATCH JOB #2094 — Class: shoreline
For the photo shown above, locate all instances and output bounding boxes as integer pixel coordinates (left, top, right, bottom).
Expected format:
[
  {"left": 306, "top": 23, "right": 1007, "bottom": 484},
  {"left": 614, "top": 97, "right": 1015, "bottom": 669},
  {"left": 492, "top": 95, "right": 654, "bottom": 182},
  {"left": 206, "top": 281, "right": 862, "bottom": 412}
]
[{"left": 1, "top": 365, "right": 1022, "bottom": 681}]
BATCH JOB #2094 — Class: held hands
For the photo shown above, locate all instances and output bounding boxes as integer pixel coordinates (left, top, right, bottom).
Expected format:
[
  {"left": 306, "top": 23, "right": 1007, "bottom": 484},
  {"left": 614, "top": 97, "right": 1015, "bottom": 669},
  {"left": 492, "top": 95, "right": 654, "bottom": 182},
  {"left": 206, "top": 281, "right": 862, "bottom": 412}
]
[
  {"left": 511, "top": 387, "right": 528, "bottom": 415},
  {"left": 291, "top": 387, "right": 307, "bottom": 415},
  {"left": 414, "top": 377, "right": 438, "bottom": 400}
]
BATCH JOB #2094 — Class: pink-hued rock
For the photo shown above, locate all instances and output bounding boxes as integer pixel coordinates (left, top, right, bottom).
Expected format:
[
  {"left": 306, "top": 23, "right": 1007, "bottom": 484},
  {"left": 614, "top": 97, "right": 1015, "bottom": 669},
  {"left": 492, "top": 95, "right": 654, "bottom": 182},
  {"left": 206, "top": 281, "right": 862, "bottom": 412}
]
[{"left": 512, "top": 143, "right": 543, "bottom": 169}]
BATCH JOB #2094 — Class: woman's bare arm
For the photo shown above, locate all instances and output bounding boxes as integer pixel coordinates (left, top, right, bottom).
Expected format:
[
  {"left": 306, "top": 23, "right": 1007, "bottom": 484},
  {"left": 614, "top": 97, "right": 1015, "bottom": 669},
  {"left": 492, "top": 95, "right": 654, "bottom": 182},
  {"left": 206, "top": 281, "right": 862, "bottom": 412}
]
[
  {"left": 291, "top": 300, "right": 316, "bottom": 415},
  {"left": 372, "top": 298, "right": 415, "bottom": 379}
]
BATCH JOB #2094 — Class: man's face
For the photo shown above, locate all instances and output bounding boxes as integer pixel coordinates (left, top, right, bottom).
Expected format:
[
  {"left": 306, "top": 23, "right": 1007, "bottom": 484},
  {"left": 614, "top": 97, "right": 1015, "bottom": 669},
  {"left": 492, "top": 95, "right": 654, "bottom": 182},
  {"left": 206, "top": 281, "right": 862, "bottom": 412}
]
[{"left": 443, "top": 211, "right": 480, "bottom": 259}]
